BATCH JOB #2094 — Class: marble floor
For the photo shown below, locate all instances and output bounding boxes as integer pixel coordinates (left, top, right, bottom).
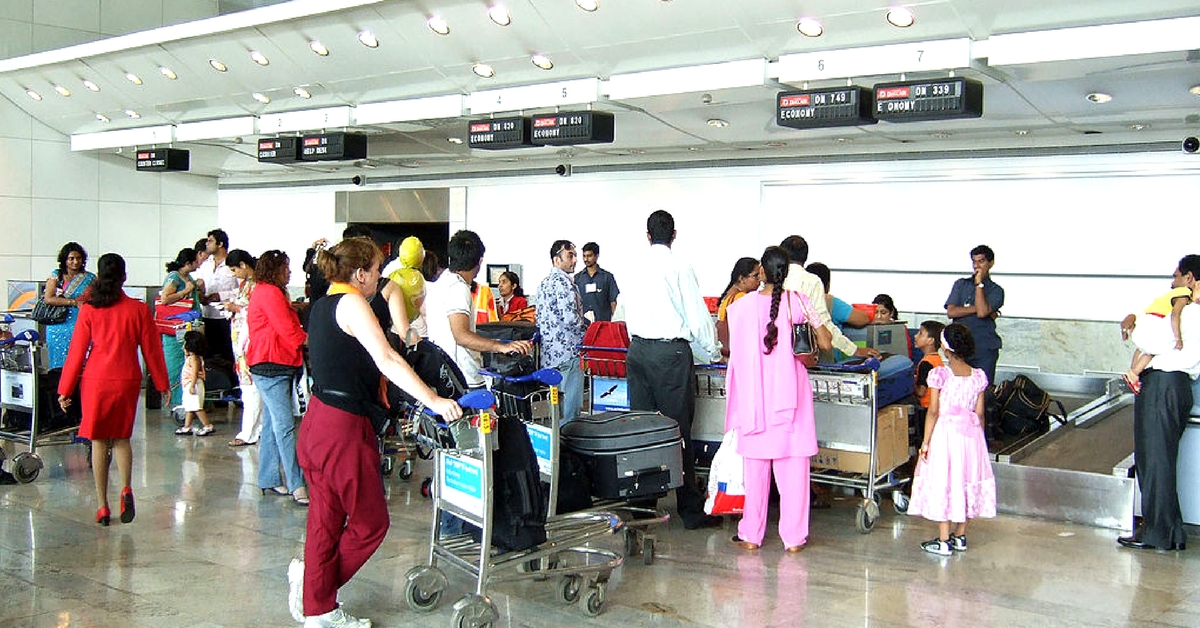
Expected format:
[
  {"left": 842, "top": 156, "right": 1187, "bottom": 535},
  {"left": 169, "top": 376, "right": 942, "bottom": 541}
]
[{"left": 1, "top": 404, "right": 1198, "bottom": 628}]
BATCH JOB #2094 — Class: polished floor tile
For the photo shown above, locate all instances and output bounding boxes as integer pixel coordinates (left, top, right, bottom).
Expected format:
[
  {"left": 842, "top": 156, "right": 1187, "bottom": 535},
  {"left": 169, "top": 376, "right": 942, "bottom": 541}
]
[{"left": 1, "top": 404, "right": 1197, "bottom": 627}]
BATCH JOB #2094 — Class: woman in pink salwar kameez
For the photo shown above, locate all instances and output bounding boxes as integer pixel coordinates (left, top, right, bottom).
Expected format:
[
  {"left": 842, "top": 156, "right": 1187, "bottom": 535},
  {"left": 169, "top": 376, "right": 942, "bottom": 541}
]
[{"left": 724, "top": 246, "right": 832, "bottom": 551}]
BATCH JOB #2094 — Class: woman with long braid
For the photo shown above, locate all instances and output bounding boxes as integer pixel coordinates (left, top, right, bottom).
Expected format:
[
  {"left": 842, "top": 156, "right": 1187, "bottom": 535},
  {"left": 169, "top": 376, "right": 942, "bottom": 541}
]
[{"left": 723, "top": 246, "right": 831, "bottom": 551}]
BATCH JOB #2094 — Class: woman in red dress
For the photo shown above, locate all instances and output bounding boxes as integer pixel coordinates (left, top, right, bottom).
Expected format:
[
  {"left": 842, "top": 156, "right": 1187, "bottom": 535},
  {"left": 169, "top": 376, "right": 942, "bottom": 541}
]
[{"left": 58, "top": 253, "right": 170, "bottom": 526}]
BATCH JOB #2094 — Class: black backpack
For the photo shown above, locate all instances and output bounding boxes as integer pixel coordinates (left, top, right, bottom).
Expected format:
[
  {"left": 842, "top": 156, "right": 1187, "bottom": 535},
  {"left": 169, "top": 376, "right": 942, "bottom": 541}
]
[
  {"left": 990, "top": 375, "right": 1067, "bottom": 436},
  {"left": 470, "top": 412, "right": 548, "bottom": 551}
]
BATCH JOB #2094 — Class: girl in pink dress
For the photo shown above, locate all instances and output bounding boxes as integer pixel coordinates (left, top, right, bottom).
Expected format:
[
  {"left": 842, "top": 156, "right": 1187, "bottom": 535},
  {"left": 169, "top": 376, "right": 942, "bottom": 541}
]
[
  {"left": 908, "top": 323, "right": 996, "bottom": 556},
  {"left": 724, "top": 246, "right": 831, "bottom": 551}
]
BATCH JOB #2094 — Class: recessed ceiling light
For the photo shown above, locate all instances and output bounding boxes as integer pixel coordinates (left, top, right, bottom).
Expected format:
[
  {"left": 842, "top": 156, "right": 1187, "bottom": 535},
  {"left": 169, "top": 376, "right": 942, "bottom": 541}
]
[
  {"left": 1014, "top": 129, "right": 1029, "bottom": 136},
  {"left": 630, "top": 148, "right": 646, "bottom": 155},
  {"left": 797, "top": 18, "right": 823, "bottom": 37},
  {"left": 293, "top": 87, "right": 311, "bottom": 99},
  {"left": 531, "top": 54, "right": 553, "bottom": 70},
  {"left": 309, "top": 40, "right": 329, "bottom": 56},
  {"left": 834, "top": 137, "right": 853, "bottom": 143},
  {"left": 1189, "top": 85, "right": 1200, "bottom": 97},
  {"left": 427, "top": 15, "right": 450, "bottom": 35},
  {"left": 82, "top": 79, "right": 100, "bottom": 92},
  {"left": 1085, "top": 92, "right": 1113, "bottom": 104},
  {"left": 158, "top": 66, "right": 177, "bottom": 79},
  {"left": 124, "top": 72, "right": 143, "bottom": 85},
  {"left": 765, "top": 141, "right": 786, "bottom": 148},
  {"left": 886, "top": 6, "right": 915, "bottom": 28},
  {"left": 357, "top": 30, "right": 379, "bottom": 48},
  {"left": 95, "top": 113, "right": 110, "bottom": 123},
  {"left": 488, "top": 4, "right": 512, "bottom": 26},
  {"left": 252, "top": 92, "right": 271, "bottom": 104},
  {"left": 575, "top": 0, "right": 599, "bottom": 11},
  {"left": 448, "top": 137, "right": 463, "bottom": 144},
  {"left": 687, "top": 146, "right": 702, "bottom": 151},
  {"left": 931, "top": 131, "right": 952, "bottom": 139},
  {"left": 706, "top": 118, "right": 729, "bottom": 128},
  {"left": 472, "top": 63, "right": 496, "bottom": 78},
  {"left": 25, "top": 88, "right": 41, "bottom": 101},
  {"left": 53, "top": 84, "right": 71, "bottom": 97},
  {"left": 1129, "top": 124, "right": 1148, "bottom": 131},
  {"left": 250, "top": 50, "right": 269, "bottom": 66},
  {"left": 209, "top": 58, "right": 228, "bottom": 72},
  {"left": 124, "top": 109, "right": 141, "bottom": 119}
]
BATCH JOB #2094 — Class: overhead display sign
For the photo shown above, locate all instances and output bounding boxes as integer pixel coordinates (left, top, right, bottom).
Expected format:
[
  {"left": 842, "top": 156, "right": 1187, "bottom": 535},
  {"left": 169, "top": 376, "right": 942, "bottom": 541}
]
[
  {"left": 135, "top": 148, "right": 189, "bottom": 172},
  {"left": 873, "top": 77, "right": 984, "bottom": 122},
  {"left": 467, "top": 117, "right": 532, "bottom": 150},
  {"left": 530, "top": 111, "right": 615, "bottom": 145},
  {"left": 776, "top": 87, "right": 875, "bottom": 129},
  {"left": 257, "top": 137, "right": 298, "bottom": 163},
  {"left": 298, "top": 132, "right": 368, "bottom": 161}
]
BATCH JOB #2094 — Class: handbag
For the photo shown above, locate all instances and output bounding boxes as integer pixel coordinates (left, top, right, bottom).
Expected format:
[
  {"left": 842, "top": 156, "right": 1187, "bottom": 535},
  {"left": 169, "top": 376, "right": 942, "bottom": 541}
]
[
  {"left": 787, "top": 292, "right": 819, "bottom": 368},
  {"left": 704, "top": 430, "right": 745, "bottom": 516},
  {"left": 31, "top": 298, "right": 69, "bottom": 325}
]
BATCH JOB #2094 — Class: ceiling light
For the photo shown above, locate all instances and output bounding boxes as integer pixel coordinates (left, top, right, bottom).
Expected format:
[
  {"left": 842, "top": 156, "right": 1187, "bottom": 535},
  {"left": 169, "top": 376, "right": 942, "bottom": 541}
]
[
  {"left": 531, "top": 54, "right": 554, "bottom": 70},
  {"left": 687, "top": 146, "right": 702, "bottom": 151},
  {"left": 448, "top": 137, "right": 463, "bottom": 144},
  {"left": 1014, "top": 129, "right": 1029, "bottom": 136},
  {"left": 309, "top": 40, "right": 329, "bottom": 56},
  {"left": 252, "top": 92, "right": 271, "bottom": 104},
  {"left": 293, "top": 87, "right": 311, "bottom": 99},
  {"left": 765, "top": 141, "right": 786, "bottom": 148},
  {"left": 1086, "top": 92, "right": 1113, "bottom": 104},
  {"left": 575, "top": 0, "right": 599, "bottom": 11},
  {"left": 834, "top": 137, "right": 853, "bottom": 143},
  {"left": 1190, "top": 85, "right": 1200, "bottom": 97},
  {"left": 886, "top": 6, "right": 915, "bottom": 28},
  {"left": 82, "top": 79, "right": 100, "bottom": 92},
  {"left": 158, "top": 66, "right": 177, "bottom": 79},
  {"left": 706, "top": 118, "right": 729, "bottom": 128},
  {"left": 487, "top": 5, "right": 511, "bottom": 26},
  {"left": 357, "top": 30, "right": 379, "bottom": 48},
  {"left": 25, "top": 88, "right": 41, "bottom": 101},
  {"left": 53, "top": 84, "right": 71, "bottom": 97},
  {"left": 427, "top": 15, "right": 450, "bottom": 35},
  {"left": 124, "top": 109, "right": 140, "bottom": 119},
  {"left": 95, "top": 113, "right": 110, "bottom": 123},
  {"left": 931, "top": 132, "right": 952, "bottom": 139},
  {"left": 797, "top": 18, "right": 823, "bottom": 37},
  {"left": 250, "top": 50, "right": 269, "bottom": 66},
  {"left": 1129, "top": 124, "right": 1148, "bottom": 131},
  {"left": 124, "top": 72, "right": 143, "bottom": 85},
  {"left": 472, "top": 63, "right": 495, "bottom": 78},
  {"left": 209, "top": 58, "right": 228, "bottom": 72}
]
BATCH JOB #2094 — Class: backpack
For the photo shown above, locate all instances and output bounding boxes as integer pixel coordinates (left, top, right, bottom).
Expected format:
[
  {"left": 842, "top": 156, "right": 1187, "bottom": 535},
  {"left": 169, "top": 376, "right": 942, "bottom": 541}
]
[
  {"left": 990, "top": 374, "right": 1067, "bottom": 436},
  {"left": 476, "top": 322, "right": 538, "bottom": 377},
  {"left": 470, "top": 412, "right": 548, "bottom": 551}
]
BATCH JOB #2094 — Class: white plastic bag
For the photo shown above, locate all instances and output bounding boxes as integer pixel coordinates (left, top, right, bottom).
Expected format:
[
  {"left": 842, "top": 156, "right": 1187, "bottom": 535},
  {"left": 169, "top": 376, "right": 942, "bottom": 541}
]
[{"left": 704, "top": 429, "right": 745, "bottom": 516}]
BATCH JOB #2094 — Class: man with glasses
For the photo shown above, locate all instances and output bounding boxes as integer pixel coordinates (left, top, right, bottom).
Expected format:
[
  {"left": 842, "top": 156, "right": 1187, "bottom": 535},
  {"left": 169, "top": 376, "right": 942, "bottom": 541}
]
[
  {"left": 945, "top": 245, "right": 1004, "bottom": 385},
  {"left": 536, "top": 240, "right": 589, "bottom": 423}
]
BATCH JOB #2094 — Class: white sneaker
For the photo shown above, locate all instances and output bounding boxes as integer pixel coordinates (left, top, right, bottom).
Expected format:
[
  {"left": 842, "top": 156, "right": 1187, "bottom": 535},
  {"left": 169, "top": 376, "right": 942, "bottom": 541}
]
[
  {"left": 921, "top": 537, "right": 952, "bottom": 556},
  {"left": 303, "top": 607, "right": 371, "bottom": 628},
  {"left": 949, "top": 534, "right": 968, "bottom": 552},
  {"left": 287, "top": 559, "right": 305, "bottom": 623}
]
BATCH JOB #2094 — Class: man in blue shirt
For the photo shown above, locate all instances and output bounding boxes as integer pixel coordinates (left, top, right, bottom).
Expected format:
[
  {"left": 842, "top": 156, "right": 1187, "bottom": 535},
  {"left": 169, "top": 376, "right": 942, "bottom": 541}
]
[
  {"left": 536, "top": 240, "right": 589, "bottom": 423},
  {"left": 574, "top": 242, "right": 620, "bottom": 323},
  {"left": 944, "top": 245, "right": 1004, "bottom": 385}
]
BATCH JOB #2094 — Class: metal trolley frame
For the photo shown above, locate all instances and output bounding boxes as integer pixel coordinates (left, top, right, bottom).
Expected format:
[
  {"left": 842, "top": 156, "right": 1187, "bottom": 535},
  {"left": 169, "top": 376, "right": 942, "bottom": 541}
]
[{"left": 0, "top": 331, "right": 71, "bottom": 483}]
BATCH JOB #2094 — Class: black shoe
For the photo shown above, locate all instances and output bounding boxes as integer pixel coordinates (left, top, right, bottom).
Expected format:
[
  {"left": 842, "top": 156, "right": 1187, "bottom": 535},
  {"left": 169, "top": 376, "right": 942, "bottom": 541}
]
[
  {"left": 0, "top": 470, "right": 16, "bottom": 485},
  {"left": 683, "top": 515, "right": 722, "bottom": 530},
  {"left": 1117, "top": 535, "right": 1184, "bottom": 551}
]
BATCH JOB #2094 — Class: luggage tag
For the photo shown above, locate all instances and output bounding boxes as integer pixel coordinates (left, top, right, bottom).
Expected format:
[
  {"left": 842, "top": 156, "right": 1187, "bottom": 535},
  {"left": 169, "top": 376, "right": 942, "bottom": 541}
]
[
  {"left": 479, "top": 411, "right": 494, "bottom": 434},
  {"left": 549, "top": 386, "right": 559, "bottom": 405}
]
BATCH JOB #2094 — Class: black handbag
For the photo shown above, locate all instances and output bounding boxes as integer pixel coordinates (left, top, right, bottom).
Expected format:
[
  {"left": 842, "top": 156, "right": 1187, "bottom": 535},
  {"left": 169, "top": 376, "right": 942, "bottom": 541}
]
[
  {"left": 31, "top": 298, "right": 68, "bottom": 325},
  {"left": 787, "top": 292, "right": 818, "bottom": 368}
]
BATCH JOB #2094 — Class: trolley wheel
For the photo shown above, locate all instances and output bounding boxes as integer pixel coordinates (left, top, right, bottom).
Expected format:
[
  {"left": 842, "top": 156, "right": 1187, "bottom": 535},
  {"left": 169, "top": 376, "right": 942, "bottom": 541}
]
[
  {"left": 398, "top": 459, "right": 414, "bottom": 481},
  {"left": 12, "top": 452, "right": 41, "bottom": 484},
  {"left": 451, "top": 594, "right": 497, "bottom": 628},
  {"left": 855, "top": 501, "right": 878, "bottom": 534},
  {"left": 623, "top": 530, "right": 640, "bottom": 557},
  {"left": 381, "top": 457, "right": 394, "bottom": 477},
  {"left": 582, "top": 584, "right": 606, "bottom": 617},
  {"left": 893, "top": 490, "right": 910, "bottom": 515},
  {"left": 861, "top": 489, "right": 882, "bottom": 506},
  {"left": 642, "top": 537, "right": 656, "bottom": 566},
  {"left": 420, "top": 477, "right": 433, "bottom": 498},
  {"left": 556, "top": 575, "right": 583, "bottom": 604},
  {"left": 404, "top": 566, "right": 447, "bottom": 613}
]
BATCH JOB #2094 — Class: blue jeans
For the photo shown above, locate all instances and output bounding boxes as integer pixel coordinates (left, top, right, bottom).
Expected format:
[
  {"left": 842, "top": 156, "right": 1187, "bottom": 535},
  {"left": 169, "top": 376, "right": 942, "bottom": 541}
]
[
  {"left": 256, "top": 372, "right": 305, "bottom": 492},
  {"left": 555, "top": 358, "right": 583, "bottom": 425}
]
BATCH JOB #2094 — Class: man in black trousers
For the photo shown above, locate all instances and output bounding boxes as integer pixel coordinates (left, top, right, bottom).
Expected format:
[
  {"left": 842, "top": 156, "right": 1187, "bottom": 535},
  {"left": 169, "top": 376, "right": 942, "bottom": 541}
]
[
  {"left": 622, "top": 210, "right": 722, "bottom": 530},
  {"left": 1119, "top": 254, "right": 1200, "bottom": 552}
]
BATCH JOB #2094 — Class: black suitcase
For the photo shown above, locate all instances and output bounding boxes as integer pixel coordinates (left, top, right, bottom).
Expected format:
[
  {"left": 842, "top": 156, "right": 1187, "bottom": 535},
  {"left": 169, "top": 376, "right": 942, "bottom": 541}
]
[{"left": 560, "top": 411, "right": 684, "bottom": 500}]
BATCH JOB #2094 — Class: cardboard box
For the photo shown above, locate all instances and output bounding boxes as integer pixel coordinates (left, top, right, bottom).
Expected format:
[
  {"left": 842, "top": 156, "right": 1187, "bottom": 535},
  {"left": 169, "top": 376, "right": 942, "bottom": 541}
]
[{"left": 813, "top": 404, "right": 910, "bottom": 474}]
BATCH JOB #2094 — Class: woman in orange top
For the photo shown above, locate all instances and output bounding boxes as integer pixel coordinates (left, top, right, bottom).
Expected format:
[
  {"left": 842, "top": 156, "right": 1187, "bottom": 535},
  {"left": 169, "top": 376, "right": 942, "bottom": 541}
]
[{"left": 716, "top": 257, "right": 762, "bottom": 358}]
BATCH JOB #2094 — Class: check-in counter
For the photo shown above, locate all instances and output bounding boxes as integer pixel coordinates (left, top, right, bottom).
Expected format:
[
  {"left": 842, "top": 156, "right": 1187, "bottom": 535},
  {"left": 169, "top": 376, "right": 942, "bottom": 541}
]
[{"left": 1175, "top": 378, "right": 1200, "bottom": 525}]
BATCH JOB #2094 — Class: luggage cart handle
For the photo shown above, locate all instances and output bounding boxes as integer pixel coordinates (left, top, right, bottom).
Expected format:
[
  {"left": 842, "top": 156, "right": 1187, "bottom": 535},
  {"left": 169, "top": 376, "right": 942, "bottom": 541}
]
[
  {"left": 166, "top": 310, "right": 202, "bottom": 323},
  {"left": 478, "top": 367, "right": 563, "bottom": 387},
  {"left": 695, "top": 363, "right": 726, "bottom": 372},
  {"left": 419, "top": 389, "right": 496, "bottom": 417},
  {"left": 0, "top": 329, "right": 39, "bottom": 347},
  {"left": 578, "top": 345, "right": 628, "bottom": 354}
]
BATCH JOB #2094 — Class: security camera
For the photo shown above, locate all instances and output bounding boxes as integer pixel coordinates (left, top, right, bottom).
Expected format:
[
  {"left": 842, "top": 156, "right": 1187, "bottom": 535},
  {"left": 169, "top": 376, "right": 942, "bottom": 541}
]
[
  {"left": 554, "top": 164, "right": 572, "bottom": 177},
  {"left": 1183, "top": 137, "right": 1200, "bottom": 153},
  {"left": 351, "top": 175, "right": 366, "bottom": 186}
]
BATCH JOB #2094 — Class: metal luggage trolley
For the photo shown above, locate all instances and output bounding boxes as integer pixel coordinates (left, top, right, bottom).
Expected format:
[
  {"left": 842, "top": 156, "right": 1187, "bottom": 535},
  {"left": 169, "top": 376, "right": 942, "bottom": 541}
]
[
  {"left": 404, "top": 388, "right": 625, "bottom": 627},
  {"left": 809, "top": 365, "right": 912, "bottom": 533},
  {"left": 0, "top": 330, "right": 72, "bottom": 483}
]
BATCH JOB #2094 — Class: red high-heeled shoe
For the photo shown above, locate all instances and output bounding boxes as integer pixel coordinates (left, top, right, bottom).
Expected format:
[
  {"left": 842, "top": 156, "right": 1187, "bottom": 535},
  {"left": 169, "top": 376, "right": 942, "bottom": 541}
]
[
  {"left": 96, "top": 506, "right": 111, "bottom": 526},
  {"left": 120, "top": 487, "right": 135, "bottom": 524}
]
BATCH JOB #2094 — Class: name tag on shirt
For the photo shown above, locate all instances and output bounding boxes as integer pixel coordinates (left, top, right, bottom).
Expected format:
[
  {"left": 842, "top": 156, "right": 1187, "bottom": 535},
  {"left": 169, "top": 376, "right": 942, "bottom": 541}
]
[{"left": 585, "top": 283, "right": 598, "bottom": 294}]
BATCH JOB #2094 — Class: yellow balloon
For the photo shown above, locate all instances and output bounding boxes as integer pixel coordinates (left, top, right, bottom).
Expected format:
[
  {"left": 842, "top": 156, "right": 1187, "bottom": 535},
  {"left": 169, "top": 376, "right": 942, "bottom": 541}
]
[
  {"left": 389, "top": 267, "right": 425, "bottom": 320},
  {"left": 398, "top": 236, "right": 425, "bottom": 269}
]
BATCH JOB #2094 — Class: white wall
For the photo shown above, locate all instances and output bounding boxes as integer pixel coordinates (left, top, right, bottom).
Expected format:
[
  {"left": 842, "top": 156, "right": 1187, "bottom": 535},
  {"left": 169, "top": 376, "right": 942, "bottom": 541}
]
[{"left": 216, "top": 188, "right": 341, "bottom": 287}]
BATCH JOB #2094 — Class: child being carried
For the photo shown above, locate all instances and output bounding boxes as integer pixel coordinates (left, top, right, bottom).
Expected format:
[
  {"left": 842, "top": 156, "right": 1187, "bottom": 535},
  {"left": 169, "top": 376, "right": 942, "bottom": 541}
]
[{"left": 1123, "top": 285, "right": 1194, "bottom": 394}]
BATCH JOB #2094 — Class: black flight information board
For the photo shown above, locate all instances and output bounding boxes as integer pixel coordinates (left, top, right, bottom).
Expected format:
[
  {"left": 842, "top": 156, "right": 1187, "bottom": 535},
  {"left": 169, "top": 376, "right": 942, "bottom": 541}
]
[
  {"left": 468, "top": 117, "right": 532, "bottom": 150},
  {"left": 873, "top": 77, "right": 983, "bottom": 122},
  {"left": 530, "top": 111, "right": 615, "bottom": 145},
  {"left": 298, "top": 132, "right": 368, "bottom": 161},
  {"left": 776, "top": 87, "right": 875, "bottom": 129},
  {"left": 257, "top": 137, "right": 298, "bottom": 163},
  {"left": 135, "top": 148, "right": 189, "bottom": 172}
]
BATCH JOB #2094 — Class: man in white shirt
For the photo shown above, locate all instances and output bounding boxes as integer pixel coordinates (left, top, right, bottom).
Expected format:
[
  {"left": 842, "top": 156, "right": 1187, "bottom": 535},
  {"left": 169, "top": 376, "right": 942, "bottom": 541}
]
[
  {"left": 195, "top": 229, "right": 239, "bottom": 362},
  {"left": 1118, "top": 254, "right": 1200, "bottom": 552},
  {"left": 622, "top": 210, "right": 721, "bottom": 529},
  {"left": 779, "top": 236, "right": 880, "bottom": 362}
]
